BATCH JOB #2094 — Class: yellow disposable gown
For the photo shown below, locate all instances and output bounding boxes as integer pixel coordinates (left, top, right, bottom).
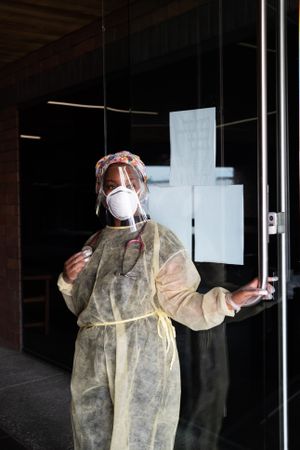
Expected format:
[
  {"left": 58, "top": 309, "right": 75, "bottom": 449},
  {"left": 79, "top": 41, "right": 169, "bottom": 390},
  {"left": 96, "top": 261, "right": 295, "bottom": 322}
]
[{"left": 57, "top": 220, "right": 234, "bottom": 450}]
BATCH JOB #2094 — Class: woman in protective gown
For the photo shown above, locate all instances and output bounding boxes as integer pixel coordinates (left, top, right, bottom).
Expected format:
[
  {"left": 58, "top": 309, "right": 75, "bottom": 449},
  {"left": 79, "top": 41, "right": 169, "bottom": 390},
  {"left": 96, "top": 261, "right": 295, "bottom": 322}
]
[{"left": 57, "top": 151, "right": 274, "bottom": 450}]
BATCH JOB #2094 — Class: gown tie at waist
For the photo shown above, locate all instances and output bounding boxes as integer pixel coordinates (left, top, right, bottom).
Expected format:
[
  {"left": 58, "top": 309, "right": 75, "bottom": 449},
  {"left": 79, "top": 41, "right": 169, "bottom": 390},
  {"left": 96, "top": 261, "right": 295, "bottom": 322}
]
[{"left": 80, "top": 309, "right": 176, "bottom": 370}]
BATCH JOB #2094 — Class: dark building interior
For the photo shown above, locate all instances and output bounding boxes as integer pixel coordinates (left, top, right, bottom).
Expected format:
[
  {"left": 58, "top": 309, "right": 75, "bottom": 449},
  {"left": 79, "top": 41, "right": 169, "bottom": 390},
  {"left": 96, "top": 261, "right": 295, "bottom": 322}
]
[{"left": 0, "top": 1, "right": 299, "bottom": 449}]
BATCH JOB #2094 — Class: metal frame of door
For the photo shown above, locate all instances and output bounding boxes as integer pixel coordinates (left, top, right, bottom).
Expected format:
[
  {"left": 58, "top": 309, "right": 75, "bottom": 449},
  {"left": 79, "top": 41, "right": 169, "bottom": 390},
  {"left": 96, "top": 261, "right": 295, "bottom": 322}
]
[{"left": 258, "top": 1, "right": 289, "bottom": 448}]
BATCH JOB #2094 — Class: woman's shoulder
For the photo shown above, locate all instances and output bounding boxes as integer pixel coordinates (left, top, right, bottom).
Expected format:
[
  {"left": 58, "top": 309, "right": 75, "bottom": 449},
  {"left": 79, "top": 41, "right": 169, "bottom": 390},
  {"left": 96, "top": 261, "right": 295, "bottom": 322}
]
[
  {"left": 148, "top": 220, "right": 185, "bottom": 257},
  {"left": 152, "top": 220, "right": 182, "bottom": 242}
]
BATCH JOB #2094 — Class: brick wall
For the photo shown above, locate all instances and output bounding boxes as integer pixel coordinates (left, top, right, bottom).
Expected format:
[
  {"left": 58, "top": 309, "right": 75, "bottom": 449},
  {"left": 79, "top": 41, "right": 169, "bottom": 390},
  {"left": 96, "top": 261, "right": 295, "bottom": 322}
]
[{"left": 0, "top": 107, "right": 21, "bottom": 350}]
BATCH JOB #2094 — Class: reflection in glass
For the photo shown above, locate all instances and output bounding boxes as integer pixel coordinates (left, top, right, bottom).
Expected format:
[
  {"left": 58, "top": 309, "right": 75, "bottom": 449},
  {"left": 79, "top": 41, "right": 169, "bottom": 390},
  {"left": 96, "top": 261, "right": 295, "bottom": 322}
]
[{"left": 19, "top": 0, "right": 299, "bottom": 448}]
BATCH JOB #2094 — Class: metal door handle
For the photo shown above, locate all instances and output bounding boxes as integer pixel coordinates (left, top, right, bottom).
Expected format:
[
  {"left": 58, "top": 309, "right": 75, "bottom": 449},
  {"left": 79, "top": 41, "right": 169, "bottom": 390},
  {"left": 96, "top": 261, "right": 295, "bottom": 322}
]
[
  {"left": 277, "top": 1, "right": 289, "bottom": 449},
  {"left": 257, "top": 0, "right": 269, "bottom": 291}
]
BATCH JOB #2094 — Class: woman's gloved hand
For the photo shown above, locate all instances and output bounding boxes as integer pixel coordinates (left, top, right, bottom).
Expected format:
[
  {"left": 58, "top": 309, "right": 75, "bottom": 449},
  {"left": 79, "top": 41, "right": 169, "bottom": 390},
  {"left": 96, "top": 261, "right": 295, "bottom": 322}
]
[
  {"left": 63, "top": 246, "right": 93, "bottom": 284},
  {"left": 226, "top": 276, "right": 278, "bottom": 312}
]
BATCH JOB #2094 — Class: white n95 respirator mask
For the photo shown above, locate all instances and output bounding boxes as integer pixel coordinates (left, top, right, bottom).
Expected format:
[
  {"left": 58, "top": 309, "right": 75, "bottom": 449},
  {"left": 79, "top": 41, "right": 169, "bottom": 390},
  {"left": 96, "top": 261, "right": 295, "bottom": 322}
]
[{"left": 106, "top": 186, "right": 139, "bottom": 221}]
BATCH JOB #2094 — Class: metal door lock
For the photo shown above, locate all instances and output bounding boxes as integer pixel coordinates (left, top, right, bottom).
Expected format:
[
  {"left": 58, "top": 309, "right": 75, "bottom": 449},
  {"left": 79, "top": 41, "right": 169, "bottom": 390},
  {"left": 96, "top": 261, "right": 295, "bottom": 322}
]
[{"left": 268, "top": 212, "right": 286, "bottom": 234}]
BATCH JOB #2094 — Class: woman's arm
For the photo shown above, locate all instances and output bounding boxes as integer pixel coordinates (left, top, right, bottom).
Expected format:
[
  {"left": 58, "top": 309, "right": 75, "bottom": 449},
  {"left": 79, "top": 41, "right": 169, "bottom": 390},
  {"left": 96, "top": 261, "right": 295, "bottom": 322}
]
[
  {"left": 57, "top": 273, "right": 78, "bottom": 315},
  {"left": 156, "top": 249, "right": 276, "bottom": 330},
  {"left": 57, "top": 248, "right": 92, "bottom": 316},
  {"left": 156, "top": 250, "right": 235, "bottom": 331}
]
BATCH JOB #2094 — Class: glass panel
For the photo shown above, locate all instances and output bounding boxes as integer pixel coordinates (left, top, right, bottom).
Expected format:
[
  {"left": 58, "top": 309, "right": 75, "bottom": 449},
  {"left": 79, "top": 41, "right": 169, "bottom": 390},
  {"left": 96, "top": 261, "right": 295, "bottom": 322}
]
[
  {"left": 20, "top": 91, "right": 105, "bottom": 367},
  {"left": 100, "top": 0, "right": 299, "bottom": 448},
  {"left": 124, "top": 2, "right": 266, "bottom": 447},
  {"left": 19, "top": 0, "right": 299, "bottom": 447}
]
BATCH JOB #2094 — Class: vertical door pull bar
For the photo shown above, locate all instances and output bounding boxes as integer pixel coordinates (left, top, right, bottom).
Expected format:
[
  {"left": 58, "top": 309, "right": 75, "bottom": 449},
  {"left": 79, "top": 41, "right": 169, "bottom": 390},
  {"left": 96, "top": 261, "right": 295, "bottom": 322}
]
[
  {"left": 257, "top": 0, "right": 269, "bottom": 290},
  {"left": 278, "top": 0, "right": 289, "bottom": 448}
]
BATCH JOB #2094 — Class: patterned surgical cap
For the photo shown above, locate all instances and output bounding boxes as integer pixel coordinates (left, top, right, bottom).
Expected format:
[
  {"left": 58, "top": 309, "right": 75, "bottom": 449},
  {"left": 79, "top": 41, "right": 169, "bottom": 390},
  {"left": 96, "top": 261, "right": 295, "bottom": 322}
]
[{"left": 95, "top": 150, "right": 147, "bottom": 193}]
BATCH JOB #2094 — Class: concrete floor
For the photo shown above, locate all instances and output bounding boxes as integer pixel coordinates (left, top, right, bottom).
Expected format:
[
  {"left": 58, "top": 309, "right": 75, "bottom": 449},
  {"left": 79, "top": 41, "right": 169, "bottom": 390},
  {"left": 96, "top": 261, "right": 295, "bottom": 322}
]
[
  {"left": 0, "top": 346, "right": 73, "bottom": 450},
  {"left": 0, "top": 428, "right": 27, "bottom": 449}
]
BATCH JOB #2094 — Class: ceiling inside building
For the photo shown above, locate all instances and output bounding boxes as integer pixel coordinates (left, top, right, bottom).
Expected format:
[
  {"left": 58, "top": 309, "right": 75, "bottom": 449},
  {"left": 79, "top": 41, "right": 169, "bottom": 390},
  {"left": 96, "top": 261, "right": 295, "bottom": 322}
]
[
  {"left": 0, "top": 0, "right": 297, "bottom": 71},
  {"left": 0, "top": 0, "right": 100, "bottom": 69}
]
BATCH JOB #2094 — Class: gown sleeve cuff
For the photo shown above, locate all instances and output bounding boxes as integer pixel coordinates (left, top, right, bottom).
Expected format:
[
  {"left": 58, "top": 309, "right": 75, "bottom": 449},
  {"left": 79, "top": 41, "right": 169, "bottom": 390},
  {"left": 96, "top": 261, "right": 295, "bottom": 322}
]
[
  {"left": 218, "top": 289, "right": 235, "bottom": 317},
  {"left": 57, "top": 273, "right": 73, "bottom": 295}
]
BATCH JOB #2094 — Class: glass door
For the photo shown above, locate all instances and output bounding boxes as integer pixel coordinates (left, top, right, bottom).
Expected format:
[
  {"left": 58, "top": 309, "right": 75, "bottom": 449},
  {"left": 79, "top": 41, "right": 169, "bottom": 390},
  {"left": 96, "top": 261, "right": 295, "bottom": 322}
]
[
  {"left": 18, "top": 2, "right": 298, "bottom": 445},
  {"left": 99, "top": 0, "right": 299, "bottom": 448}
]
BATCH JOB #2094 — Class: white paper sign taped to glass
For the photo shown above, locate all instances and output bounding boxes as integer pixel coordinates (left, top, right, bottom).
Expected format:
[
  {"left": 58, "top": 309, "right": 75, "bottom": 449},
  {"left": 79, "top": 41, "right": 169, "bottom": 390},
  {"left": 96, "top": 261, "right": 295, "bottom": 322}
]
[
  {"left": 148, "top": 185, "right": 192, "bottom": 257},
  {"left": 169, "top": 107, "right": 216, "bottom": 186},
  {"left": 194, "top": 185, "right": 244, "bottom": 265}
]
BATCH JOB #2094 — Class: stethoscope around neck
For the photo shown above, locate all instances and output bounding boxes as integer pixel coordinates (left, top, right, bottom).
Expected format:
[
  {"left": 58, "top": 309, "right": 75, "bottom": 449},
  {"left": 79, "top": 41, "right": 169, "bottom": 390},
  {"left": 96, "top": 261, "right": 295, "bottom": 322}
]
[{"left": 116, "top": 221, "right": 147, "bottom": 278}]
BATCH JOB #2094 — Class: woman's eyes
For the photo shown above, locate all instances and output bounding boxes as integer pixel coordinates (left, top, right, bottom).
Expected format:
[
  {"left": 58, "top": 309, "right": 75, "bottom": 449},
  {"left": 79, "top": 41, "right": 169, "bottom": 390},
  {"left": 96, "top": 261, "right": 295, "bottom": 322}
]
[
  {"left": 104, "top": 181, "right": 138, "bottom": 191},
  {"left": 105, "top": 184, "right": 117, "bottom": 191},
  {"left": 128, "top": 181, "right": 139, "bottom": 190}
]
